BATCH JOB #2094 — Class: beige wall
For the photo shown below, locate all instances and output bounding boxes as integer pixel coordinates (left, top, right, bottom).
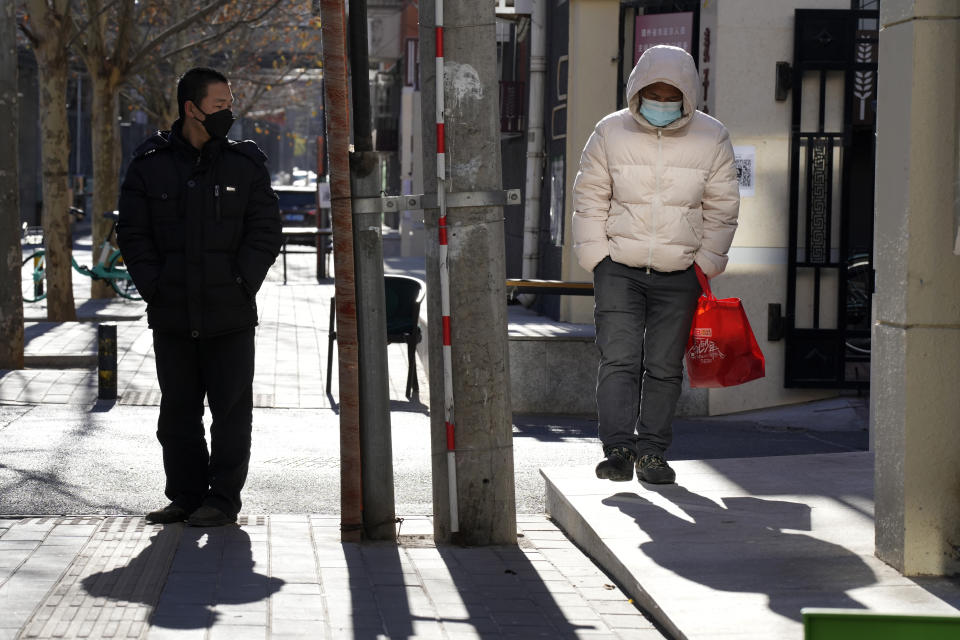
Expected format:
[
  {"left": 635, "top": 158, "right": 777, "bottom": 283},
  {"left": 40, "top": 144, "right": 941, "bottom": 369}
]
[
  {"left": 707, "top": 0, "right": 850, "bottom": 414},
  {"left": 560, "top": 0, "right": 620, "bottom": 324}
]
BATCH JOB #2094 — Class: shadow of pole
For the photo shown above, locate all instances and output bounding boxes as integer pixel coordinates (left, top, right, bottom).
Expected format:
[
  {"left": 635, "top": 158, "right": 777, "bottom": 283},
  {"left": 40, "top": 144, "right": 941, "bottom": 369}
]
[
  {"left": 436, "top": 543, "right": 599, "bottom": 636},
  {"left": 341, "top": 539, "right": 603, "bottom": 637},
  {"left": 342, "top": 540, "right": 416, "bottom": 638}
]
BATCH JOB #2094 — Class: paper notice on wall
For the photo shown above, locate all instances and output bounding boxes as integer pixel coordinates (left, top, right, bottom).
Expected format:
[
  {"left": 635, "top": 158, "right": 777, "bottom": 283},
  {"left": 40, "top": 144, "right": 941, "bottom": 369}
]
[
  {"left": 733, "top": 146, "right": 756, "bottom": 197},
  {"left": 317, "top": 182, "right": 331, "bottom": 209}
]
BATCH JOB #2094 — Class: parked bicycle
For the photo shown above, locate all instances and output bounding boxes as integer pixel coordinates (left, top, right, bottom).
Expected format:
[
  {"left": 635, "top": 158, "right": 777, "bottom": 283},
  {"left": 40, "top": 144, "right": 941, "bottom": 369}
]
[{"left": 21, "top": 210, "right": 141, "bottom": 302}]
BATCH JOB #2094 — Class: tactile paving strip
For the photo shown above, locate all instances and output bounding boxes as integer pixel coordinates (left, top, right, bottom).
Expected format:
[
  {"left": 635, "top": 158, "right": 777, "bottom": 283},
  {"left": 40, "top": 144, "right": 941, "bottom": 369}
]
[{"left": 19, "top": 517, "right": 180, "bottom": 640}]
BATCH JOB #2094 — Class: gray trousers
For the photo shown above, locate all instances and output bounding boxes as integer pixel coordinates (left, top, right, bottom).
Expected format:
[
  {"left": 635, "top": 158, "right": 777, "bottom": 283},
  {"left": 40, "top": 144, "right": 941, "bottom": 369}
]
[{"left": 593, "top": 257, "right": 701, "bottom": 457}]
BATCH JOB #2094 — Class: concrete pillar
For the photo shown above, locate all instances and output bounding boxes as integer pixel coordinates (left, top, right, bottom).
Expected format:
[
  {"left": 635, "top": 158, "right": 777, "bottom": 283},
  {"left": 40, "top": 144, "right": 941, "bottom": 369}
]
[
  {"left": 873, "top": 0, "right": 960, "bottom": 576},
  {"left": 419, "top": 0, "right": 516, "bottom": 546}
]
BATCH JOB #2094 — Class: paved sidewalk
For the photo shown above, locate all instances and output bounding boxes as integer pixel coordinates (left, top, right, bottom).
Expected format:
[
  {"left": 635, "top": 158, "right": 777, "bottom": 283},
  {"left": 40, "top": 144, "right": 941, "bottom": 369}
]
[{"left": 0, "top": 515, "right": 663, "bottom": 640}]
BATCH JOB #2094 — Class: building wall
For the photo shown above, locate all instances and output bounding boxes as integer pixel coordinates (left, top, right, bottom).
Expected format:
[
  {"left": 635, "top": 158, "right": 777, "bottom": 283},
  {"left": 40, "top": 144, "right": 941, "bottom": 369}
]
[
  {"left": 559, "top": 0, "right": 864, "bottom": 415},
  {"left": 706, "top": 0, "right": 851, "bottom": 414},
  {"left": 560, "top": 0, "right": 620, "bottom": 323},
  {"left": 872, "top": 0, "right": 960, "bottom": 576}
]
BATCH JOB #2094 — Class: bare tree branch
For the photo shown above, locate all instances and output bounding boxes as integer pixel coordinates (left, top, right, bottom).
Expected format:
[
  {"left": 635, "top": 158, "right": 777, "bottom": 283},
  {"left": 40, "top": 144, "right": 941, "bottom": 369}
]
[
  {"left": 65, "top": 0, "right": 122, "bottom": 50},
  {"left": 131, "top": 0, "right": 284, "bottom": 73},
  {"left": 112, "top": 0, "right": 136, "bottom": 73},
  {"left": 18, "top": 21, "right": 39, "bottom": 47},
  {"left": 128, "top": 0, "right": 280, "bottom": 70}
]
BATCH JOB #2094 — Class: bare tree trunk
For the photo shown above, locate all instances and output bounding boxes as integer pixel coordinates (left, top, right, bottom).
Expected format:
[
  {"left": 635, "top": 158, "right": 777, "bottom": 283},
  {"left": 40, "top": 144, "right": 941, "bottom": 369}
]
[
  {"left": 319, "top": 0, "right": 363, "bottom": 543},
  {"left": 89, "top": 72, "right": 121, "bottom": 298},
  {"left": 0, "top": 0, "right": 25, "bottom": 369},
  {"left": 35, "top": 41, "right": 77, "bottom": 321}
]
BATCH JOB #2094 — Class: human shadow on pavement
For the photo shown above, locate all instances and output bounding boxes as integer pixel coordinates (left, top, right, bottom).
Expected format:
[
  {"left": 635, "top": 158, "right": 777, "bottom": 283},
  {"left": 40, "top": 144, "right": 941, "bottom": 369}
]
[
  {"left": 82, "top": 524, "right": 283, "bottom": 629},
  {"left": 603, "top": 486, "right": 876, "bottom": 621}
]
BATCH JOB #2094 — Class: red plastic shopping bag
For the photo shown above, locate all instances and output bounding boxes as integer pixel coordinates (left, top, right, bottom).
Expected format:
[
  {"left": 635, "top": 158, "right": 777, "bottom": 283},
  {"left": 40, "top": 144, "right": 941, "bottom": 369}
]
[{"left": 685, "top": 265, "right": 765, "bottom": 388}]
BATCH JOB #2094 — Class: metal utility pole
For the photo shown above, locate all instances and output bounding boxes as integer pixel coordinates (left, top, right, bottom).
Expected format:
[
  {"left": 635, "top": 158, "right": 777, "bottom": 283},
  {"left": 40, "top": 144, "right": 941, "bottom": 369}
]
[
  {"left": 348, "top": 0, "right": 396, "bottom": 542},
  {"left": 419, "top": 0, "right": 517, "bottom": 545},
  {"left": 0, "top": 0, "right": 24, "bottom": 370},
  {"left": 318, "top": 0, "right": 363, "bottom": 543}
]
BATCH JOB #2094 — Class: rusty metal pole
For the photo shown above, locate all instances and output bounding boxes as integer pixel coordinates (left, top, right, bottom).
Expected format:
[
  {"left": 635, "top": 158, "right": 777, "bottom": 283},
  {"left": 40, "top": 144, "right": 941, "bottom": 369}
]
[
  {"left": 319, "top": 0, "right": 363, "bottom": 542},
  {"left": 348, "top": 0, "right": 396, "bottom": 542}
]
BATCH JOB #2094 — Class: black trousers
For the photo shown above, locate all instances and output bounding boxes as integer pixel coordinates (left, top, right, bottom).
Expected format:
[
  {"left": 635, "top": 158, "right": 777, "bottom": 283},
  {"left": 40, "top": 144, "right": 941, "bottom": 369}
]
[{"left": 153, "top": 328, "right": 255, "bottom": 518}]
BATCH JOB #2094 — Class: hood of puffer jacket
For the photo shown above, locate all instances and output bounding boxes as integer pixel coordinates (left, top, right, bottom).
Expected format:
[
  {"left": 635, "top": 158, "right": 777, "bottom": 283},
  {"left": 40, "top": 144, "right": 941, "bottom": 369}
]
[{"left": 626, "top": 45, "right": 700, "bottom": 130}]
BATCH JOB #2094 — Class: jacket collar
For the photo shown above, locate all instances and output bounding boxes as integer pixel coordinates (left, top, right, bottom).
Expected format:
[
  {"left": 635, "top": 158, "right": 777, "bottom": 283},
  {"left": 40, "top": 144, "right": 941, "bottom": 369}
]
[{"left": 171, "top": 118, "right": 226, "bottom": 164}]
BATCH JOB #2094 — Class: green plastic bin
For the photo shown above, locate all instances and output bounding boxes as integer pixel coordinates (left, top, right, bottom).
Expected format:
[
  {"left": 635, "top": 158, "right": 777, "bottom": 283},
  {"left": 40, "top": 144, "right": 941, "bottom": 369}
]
[{"left": 803, "top": 608, "right": 960, "bottom": 640}]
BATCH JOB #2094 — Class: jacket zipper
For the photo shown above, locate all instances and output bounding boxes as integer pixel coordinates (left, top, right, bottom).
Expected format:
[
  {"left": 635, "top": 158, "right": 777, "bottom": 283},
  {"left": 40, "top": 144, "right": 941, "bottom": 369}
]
[
  {"left": 214, "top": 184, "right": 221, "bottom": 222},
  {"left": 648, "top": 128, "right": 663, "bottom": 274}
]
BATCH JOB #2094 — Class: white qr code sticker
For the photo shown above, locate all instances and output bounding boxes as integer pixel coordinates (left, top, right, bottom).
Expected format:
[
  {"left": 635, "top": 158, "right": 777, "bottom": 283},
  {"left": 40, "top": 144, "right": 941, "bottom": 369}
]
[{"left": 733, "top": 146, "right": 756, "bottom": 197}]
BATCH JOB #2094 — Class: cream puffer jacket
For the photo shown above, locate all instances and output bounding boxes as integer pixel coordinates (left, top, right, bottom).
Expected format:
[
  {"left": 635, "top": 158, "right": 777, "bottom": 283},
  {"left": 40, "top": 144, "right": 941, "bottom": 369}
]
[{"left": 572, "top": 45, "right": 739, "bottom": 277}]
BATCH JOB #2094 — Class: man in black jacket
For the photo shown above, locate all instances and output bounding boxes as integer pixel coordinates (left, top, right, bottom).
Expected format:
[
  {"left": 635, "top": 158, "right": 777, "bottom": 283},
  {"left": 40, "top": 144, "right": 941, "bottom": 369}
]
[{"left": 118, "top": 67, "right": 282, "bottom": 527}]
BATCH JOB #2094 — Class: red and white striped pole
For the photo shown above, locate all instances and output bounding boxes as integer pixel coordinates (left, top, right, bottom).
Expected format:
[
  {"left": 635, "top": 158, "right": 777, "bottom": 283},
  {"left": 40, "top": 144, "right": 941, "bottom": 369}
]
[{"left": 435, "top": 0, "right": 459, "bottom": 534}]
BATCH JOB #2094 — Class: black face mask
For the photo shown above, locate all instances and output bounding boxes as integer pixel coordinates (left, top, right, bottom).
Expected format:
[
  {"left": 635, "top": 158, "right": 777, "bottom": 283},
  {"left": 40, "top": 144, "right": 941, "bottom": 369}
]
[{"left": 194, "top": 106, "right": 235, "bottom": 139}]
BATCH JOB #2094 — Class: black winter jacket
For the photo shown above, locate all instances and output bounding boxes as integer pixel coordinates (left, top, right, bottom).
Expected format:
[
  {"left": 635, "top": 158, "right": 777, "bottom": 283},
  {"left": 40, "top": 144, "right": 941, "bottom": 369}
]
[{"left": 118, "top": 121, "right": 282, "bottom": 338}]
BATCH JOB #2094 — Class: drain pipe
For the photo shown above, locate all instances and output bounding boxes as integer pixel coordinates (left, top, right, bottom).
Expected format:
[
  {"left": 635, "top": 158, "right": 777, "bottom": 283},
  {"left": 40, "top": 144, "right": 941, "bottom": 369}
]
[{"left": 519, "top": 0, "right": 546, "bottom": 307}]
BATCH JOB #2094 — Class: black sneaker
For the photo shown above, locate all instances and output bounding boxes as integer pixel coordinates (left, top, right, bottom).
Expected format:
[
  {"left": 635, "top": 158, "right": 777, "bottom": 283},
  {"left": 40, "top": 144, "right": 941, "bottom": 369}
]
[
  {"left": 186, "top": 505, "right": 237, "bottom": 527},
  {"left": 145, "top": 503, "right": 189, "bottom": 524},
  {"left": 636, "top": 454, "right": 676, "bottom": 484},
  {"left": 595, "top": 446, "right": 636, "bottom": 482}
]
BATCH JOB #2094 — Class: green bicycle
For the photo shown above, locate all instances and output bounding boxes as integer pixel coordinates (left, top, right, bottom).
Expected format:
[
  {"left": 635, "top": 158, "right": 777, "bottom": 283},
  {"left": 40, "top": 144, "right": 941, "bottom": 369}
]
[{"left": 21, "top": 210, "right": 142, "bottom": 302}]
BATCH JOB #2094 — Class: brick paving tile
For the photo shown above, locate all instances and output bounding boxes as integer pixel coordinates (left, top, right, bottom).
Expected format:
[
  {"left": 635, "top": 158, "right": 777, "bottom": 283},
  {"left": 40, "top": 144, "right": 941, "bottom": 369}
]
[
  {"left": 274, "top": 583, "right": 322, "bottom": 596},
  {"left": 148, "top": 602, "right": 214, "bottom": 629},
  {"left": 212, "top": 601, "right": 267, "bottom": 625},
  {"left": 611, "top": 630, "right": 675, "bottom": 640},
  {"left": 269, "top": 593, "right": 326, "bottom": 621},
  {"left": 207, "top": 624, "right": 268, "bottom": 640},
  {"left": 577, "top": 587, "right": 636, "bottom": 602},
  {"left": 269, "top": 623, "right": 330, "bottom": 640},
  {"left": 144, "top": 627, "right": 206, "bottom": 640},
  {"left": 603, "top": 614, "right": 659, "bottom": 633}
]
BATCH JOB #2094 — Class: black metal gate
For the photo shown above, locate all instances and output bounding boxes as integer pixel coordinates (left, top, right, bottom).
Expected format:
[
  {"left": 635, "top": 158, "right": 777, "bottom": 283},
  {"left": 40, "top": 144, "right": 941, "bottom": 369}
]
[{"left": 781, "top": 8, "right": 878, "bottom": 388}]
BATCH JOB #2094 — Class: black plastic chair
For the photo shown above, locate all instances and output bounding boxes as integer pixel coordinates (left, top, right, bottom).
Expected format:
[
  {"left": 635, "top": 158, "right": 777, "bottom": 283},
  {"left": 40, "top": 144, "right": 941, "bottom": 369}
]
[{"left": 327, "top": 275, "right": 426, "bottom": 399}]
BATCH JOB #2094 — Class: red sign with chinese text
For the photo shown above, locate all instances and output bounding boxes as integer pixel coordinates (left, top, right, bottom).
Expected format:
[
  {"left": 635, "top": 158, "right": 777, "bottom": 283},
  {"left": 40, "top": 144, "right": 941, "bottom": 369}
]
[{"left": 635, "top": 12, "right": 694, "bottom": 62}]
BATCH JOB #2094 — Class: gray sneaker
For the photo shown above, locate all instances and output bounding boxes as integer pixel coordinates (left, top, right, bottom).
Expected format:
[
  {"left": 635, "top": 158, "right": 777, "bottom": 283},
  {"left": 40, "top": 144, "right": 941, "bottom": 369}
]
[{"left": 636, "top": 454, "right": 676, "bottom": 484}]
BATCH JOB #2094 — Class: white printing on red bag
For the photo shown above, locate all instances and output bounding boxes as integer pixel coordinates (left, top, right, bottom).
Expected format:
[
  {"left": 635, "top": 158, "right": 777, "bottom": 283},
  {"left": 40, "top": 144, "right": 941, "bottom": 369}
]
[{"left": 688, "top": 337, "right": 726, "bottom": 363}]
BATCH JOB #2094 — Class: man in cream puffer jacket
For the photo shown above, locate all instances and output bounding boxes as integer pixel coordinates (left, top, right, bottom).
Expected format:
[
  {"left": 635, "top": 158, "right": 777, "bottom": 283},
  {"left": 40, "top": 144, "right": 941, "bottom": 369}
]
[{"left": 572, "top": 45, "right": 739, "bottom": 485}]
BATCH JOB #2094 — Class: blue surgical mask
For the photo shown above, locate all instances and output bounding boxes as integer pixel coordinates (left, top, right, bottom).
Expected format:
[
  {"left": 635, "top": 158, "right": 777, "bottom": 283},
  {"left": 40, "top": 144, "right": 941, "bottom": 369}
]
[{"left": 639, "top": 97, "right": 683, "bottom": 127}]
